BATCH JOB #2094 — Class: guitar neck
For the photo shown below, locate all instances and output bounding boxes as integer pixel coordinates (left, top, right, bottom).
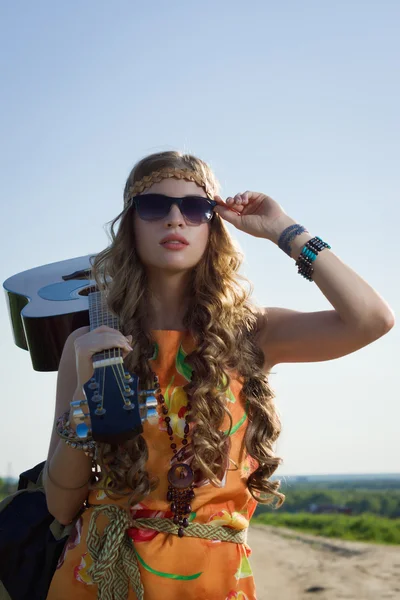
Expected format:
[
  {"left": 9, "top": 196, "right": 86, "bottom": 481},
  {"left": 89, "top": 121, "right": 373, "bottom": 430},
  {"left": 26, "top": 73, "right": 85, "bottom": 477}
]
[
  {"left": 88, "top": 291, "right": 122, "bottom": 361},
  {"left": 88, "top": 290, "right": 120, "bottom": 331}
]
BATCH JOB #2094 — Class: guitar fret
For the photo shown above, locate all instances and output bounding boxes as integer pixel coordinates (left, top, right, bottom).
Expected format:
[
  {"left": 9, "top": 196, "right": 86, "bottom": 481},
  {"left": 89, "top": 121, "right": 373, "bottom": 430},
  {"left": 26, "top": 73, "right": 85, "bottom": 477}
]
[
  {"left": 88, "top": 291, "right": 120, "bottom": 329},
  {"left": 89, "top": 291, "right": 122, "bottom": 359}
]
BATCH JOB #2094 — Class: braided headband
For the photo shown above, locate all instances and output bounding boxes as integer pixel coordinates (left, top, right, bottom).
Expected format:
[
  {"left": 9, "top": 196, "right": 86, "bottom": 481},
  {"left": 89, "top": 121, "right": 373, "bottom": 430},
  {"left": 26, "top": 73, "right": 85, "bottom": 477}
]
[{"left": 124, "top": 167, "right": 214, "bottom": 209}]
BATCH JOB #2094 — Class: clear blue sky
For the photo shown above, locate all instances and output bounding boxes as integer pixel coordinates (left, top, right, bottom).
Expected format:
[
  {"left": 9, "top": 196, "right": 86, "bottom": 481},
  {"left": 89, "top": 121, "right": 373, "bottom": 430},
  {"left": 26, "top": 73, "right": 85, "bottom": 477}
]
[{"left": 0, "top": 1, "right": 398, "bottom": 478}]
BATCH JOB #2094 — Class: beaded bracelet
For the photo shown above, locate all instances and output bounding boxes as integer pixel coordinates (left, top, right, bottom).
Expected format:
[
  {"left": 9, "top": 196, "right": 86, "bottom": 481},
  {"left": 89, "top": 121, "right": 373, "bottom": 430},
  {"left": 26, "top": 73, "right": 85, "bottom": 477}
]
[
  {"left": 296, "top": 236, "right": 331, "bottom": 281},
  {"left": 56, "top": 411, "right": 97, "bottom": 458}
]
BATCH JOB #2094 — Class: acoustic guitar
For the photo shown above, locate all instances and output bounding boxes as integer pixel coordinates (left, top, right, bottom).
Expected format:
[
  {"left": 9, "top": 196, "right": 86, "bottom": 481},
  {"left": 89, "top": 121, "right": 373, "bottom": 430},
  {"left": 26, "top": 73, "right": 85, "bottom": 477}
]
[{"left": 3, "top": 253, "right": 157, "bottom": 442}]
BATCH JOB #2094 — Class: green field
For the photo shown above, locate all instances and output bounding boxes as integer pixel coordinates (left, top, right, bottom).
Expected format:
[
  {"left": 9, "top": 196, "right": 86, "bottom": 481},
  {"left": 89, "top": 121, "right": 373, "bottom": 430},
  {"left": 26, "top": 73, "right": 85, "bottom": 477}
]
[
  {"left": 251, "top": 511, "right": 400, "bottom": 545},
  {"left": 252, "top": 475, "right": 400, "bottom": 545}
]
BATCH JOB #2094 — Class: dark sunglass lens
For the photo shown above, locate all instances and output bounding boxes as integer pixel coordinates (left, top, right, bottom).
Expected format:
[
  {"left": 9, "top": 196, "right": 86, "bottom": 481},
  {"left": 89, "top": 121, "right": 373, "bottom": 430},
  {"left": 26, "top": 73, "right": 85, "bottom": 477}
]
[
  {"left": 136, "top": 195, "right": 170, "bottom": 220},
  {"left": 182, "top": 197, "right": 214, "bottom": 223}
]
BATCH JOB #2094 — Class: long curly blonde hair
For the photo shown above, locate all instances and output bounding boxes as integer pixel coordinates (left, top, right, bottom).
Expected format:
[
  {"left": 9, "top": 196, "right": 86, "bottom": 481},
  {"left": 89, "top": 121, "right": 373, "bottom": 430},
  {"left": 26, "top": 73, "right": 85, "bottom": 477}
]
[{"left": 90, "top": 150, "right": 285, "bottom": 509}]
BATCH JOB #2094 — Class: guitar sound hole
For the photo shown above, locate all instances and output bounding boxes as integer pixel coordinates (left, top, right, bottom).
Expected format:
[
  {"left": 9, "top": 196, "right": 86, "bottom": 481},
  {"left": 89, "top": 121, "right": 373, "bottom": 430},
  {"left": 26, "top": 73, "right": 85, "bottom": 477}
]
[{"left": 77, "top": 285, "right": 97, "bottom": 296}]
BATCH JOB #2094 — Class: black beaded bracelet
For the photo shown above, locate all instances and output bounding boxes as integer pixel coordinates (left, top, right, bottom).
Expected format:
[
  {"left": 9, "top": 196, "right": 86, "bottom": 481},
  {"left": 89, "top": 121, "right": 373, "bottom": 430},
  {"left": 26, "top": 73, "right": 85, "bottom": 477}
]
[
  {"left": 296, "top": 236, "right": 331, "bottom": 281},
  {"left": 296, "top": 254, "right": 314, "bottom": 281}
]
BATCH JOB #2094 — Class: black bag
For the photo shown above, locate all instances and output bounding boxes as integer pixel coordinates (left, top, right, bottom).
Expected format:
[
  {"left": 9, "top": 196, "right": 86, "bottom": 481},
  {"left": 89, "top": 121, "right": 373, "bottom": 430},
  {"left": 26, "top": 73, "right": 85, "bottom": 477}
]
[{"left": 0, "top": 462, "right": 75, "bottom": 600}]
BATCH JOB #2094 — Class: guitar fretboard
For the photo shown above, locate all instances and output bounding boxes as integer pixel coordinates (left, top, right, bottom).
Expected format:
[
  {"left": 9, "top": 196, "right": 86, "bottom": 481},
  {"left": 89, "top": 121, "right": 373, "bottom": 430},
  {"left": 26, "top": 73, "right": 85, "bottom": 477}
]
[
  {"left": 88, "top": 292, "right": 122, "bottom": 361},
  {"left": 88, "top": 290, "right": 119, "bottom": 331}
]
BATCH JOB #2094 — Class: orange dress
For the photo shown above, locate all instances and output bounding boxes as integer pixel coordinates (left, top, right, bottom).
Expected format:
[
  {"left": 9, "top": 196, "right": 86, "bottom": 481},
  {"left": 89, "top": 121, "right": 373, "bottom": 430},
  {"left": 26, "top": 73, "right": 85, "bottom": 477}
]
[{"left": 47, "top": 330, "right": 258, "bottom": 600}]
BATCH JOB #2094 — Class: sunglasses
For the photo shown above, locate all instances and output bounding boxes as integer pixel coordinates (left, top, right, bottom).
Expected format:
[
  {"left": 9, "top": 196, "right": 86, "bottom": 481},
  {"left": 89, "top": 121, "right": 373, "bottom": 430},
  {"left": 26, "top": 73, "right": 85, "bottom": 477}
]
[{"left": 130, "top": 193, "right": 217, "bottom": 224}]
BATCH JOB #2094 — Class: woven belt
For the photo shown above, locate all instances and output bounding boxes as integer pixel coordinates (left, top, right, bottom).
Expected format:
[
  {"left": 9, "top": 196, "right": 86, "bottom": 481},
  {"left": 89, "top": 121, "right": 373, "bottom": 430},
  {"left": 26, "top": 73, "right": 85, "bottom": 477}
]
[{"left": 87, "top": 504, "right": 248, "bottom": 600}]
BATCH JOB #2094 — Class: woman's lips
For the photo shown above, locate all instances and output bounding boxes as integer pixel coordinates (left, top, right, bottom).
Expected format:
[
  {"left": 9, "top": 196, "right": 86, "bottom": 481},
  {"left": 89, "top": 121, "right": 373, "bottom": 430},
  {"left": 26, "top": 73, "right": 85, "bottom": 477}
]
[
  {"left": 161, "top": 241, "right": 188, "bottom": 250},
  {"left": 159, "top": 234, "right": 189, "bottom": 250}
]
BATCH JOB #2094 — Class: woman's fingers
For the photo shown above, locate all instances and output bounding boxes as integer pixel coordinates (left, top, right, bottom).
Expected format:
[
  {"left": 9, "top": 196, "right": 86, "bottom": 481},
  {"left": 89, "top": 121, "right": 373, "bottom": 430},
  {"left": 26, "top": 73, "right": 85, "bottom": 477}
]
[{"left": 215, "top": 193, "right": 249, "bottom": 208}]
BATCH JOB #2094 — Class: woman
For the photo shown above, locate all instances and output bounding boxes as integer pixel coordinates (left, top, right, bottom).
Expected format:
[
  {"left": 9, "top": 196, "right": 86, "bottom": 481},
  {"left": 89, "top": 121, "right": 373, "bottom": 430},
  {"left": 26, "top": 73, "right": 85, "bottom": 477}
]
[{"left": 44, "top": 150, "right": 394, "bottom": 599}]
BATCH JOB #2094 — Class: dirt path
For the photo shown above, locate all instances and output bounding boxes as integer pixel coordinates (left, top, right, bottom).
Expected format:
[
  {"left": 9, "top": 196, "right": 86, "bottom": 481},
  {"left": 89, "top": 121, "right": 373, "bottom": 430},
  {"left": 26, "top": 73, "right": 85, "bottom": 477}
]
[{"left": 248, "top": 524, "right": 400, "bottom": 600}]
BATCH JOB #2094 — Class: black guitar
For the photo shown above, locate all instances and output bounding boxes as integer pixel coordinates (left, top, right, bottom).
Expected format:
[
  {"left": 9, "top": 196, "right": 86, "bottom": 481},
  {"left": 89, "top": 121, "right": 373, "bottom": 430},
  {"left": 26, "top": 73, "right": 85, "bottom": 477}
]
[{"left": 3, "top": 253, "right": 158, "bottom": 443}]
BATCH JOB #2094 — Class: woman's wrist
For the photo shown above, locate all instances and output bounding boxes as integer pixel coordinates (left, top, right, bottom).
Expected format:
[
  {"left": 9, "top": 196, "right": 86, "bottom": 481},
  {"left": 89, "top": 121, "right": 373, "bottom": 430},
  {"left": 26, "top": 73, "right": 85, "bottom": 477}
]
[
  {"left": 286, "top": 231, "right": 314, "bottom": 260},
  {"left": 271, "top": 216, "right": 313, "bottom": 259},
  {"left": 57, "top": 403, "right": 96, "bottom": 458}
]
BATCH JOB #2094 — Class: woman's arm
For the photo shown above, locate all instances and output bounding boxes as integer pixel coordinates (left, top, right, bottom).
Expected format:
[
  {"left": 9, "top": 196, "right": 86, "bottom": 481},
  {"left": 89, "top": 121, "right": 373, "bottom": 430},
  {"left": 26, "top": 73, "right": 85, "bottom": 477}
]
[
  {"left": 256, "top": 215, "right": 395, "bottom": 368},
  {"left": 43, "top": 327, "right": 93, "bottom": 525}
]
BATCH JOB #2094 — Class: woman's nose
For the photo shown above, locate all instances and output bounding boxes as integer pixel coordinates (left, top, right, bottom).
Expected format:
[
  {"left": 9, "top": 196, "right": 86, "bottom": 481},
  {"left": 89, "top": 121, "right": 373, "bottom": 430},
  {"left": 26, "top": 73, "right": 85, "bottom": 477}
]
[{"left": 165, "top": 203, "right": 184, "bottom": 227}]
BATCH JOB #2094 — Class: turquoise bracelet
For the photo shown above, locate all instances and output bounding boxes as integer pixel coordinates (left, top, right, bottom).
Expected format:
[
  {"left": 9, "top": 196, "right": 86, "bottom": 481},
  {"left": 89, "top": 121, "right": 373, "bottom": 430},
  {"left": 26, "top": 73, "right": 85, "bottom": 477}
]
[{"left": 296, "top": 236, "right": 331, "bottom": 281}]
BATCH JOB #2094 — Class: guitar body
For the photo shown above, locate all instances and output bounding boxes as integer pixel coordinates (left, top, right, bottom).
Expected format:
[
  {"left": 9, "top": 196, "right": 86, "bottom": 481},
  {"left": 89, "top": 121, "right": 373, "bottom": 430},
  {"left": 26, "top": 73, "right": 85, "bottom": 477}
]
[{"left": 3, "top": 254, "right": 94, "bottom": 371}]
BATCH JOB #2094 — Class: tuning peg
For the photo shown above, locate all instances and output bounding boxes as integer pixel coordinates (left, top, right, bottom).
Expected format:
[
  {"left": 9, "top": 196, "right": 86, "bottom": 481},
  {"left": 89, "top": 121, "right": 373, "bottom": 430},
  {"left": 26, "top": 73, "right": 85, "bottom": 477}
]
[
  {"left": 72, "top": 408, "right": 90, "bottom": 420},
  {"left": 76, "top": 422, "right": 90, "bottom": 439},
  {"left": 145, "top": 394, "right": 157, "bottom": 408},
  {"left": 139, "top": 388, "right": 157, "bottom": 398},
  {"left": 123, "top": 401, "right": 135, "bottom": 411},
  {"left": 70, "top": 399, "right": 88, "bottom": 410},
  {"left": 124, "top": 386, "right": 135, "bottom": 398},
  {"left": 71, "top": 401, "right": 89, "bottom": 427},
  {"left": 72, "top": 408, "right": 89, "bottom": 423},
  {"left": 146, "top": 406, "right": 159, "bottom": 425},
  {"left": 143, "top": 392, "right": 158, "bottom": 425},
  {"left": 90, "top": 392, "right": 103, "bottom": 404}
]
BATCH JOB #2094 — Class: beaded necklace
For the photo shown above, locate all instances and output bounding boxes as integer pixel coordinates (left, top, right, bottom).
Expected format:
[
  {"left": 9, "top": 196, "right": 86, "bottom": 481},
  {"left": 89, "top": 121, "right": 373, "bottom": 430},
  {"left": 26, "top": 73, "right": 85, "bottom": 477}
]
[{"left": 150, "top": 369, "right": 195, "bottom": 538}]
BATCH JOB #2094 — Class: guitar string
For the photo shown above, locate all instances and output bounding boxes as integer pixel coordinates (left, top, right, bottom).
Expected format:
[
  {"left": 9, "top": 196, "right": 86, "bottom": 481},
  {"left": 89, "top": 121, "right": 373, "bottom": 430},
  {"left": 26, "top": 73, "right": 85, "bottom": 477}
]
[
  {"left": 85, "top": 291, "right": 140, "bottom": 441},
  {"left": 104, "top": 291, "right": 132, "bottom": 404},
  {"left": 95, "top": 290, "right": 131, "bottom": 413}
]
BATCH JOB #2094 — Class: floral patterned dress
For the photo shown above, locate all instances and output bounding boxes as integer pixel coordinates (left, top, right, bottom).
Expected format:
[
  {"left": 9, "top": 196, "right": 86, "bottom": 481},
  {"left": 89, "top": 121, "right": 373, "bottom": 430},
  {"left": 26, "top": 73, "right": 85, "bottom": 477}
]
[{"left": 47, "top": 330, "right": 258, "bottom": 600}]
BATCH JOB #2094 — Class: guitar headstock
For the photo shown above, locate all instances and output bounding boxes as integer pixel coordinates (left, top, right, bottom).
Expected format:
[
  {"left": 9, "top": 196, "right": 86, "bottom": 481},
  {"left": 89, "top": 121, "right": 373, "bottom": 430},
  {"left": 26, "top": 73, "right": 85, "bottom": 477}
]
[
  {"left": 74, "top": 354, "right": 158, "bottom": 443},
  {"left": 81, "top": 353, "right": 142, "bottom": 443}
]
